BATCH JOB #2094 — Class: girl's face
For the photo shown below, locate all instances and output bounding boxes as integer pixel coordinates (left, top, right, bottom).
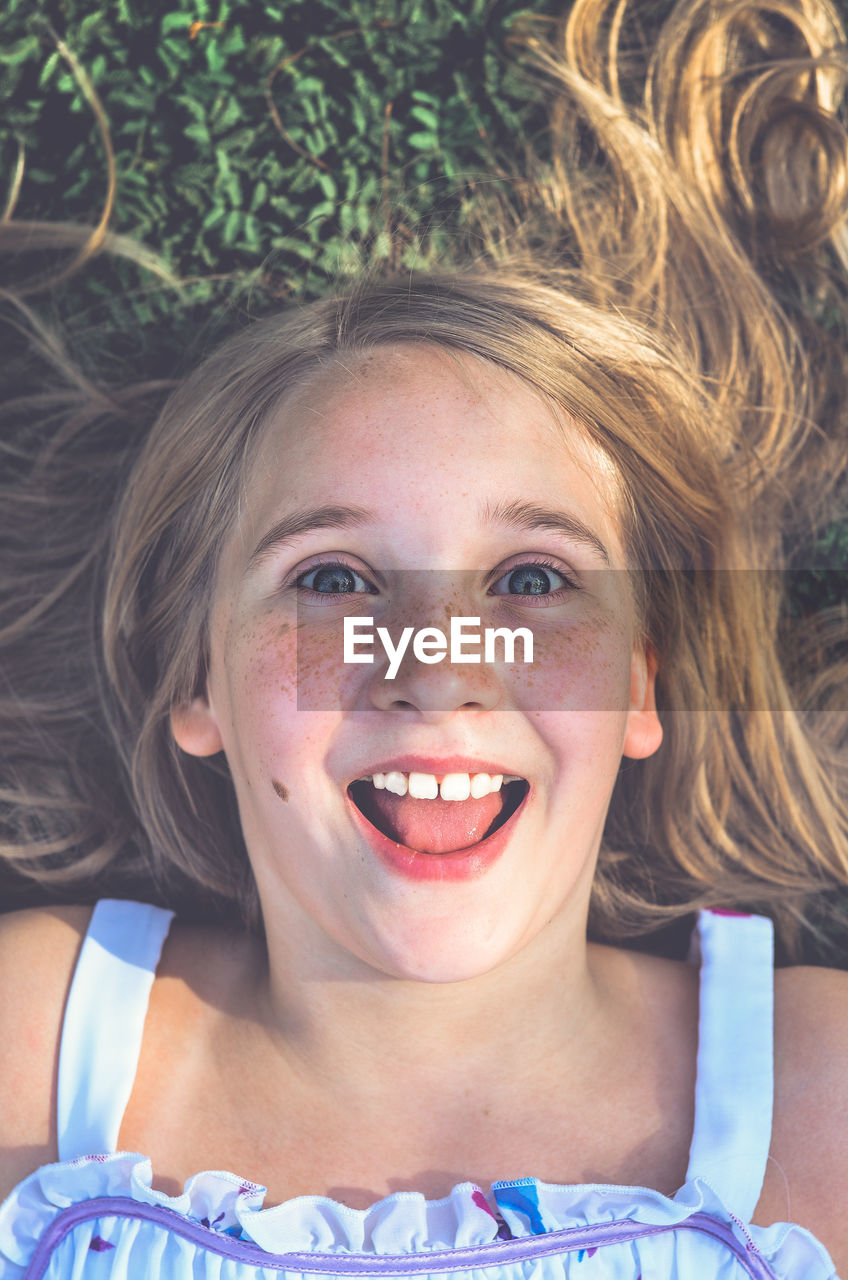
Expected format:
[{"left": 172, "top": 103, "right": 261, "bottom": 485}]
[{"left": 172, "top": 344, "right": 662, "bottom": 982}]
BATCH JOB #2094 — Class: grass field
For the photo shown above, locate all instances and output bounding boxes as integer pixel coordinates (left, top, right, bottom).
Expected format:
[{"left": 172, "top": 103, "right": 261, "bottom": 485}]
[
  {"left": 1, "top": 0, "right": 845, "bottom": 549},
  {"left": 1, "top": 2, "right": 560, "bottom": 321}
]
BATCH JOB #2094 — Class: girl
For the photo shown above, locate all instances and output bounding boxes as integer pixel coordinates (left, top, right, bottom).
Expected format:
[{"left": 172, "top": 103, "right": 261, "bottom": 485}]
[{"left": 2, "top": 0, "right": 848, "bottom": 1275}]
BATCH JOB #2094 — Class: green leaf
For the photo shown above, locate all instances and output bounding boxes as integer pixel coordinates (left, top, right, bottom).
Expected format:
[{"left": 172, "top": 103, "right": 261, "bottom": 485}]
[
  {"left": 222, "top": 209, "right": 242, "bottom": 244},
  {"left": 78, "top": 13, "right": 103, "bottom": 45},
  {"left": 177, "top": 94, "right": 208, "bottom": 124},
  {"left": 240, "top": 213, "right": 260, "bottom": 250},
  {"left": 37, "top": 51, "right": 60, "bottom": 88},
  {"left": 225, "top": 170, "right": 243, "bottom": 205},
  {"left": 184, "top": 121, "right": 211, "bottom": 144},
  {"left": 305, "top": 126, "right": 328, "bottom": 155},
  {"left": 317, "top": 170, "right": 336, "bottom": 199},
  {"left": 349, "top": 96, "right": 367, "bottom": 136},
  {"left": 205, "top": 39, "right": 225, "bottom": 74},
  {"left": 0, "top": 36, "right": 41, "bottom": 65},
  {"left": 270, "top": 234, "right": 315, "bottom": 261},
  {"left": 338, "top": 202, "right": 354, "bottom": 236},
  {"left": 161, "top": 13, "right": 192, "bottom": 35},
  {"left": 157, "top": 45, "right": 183, "bottom": 77},
  {"left": 293, "top": 76, "right": 324, "bottom": 94},
  {"left": 220, "top": 27, "right": 246, "bottom": 55},
  {"left": 409, "top": 104, "right": 439, "bottom": 131},
  {"left": 356, "top": 202, "right": 373, "bottom": 236},
  {"left": 212, "top": 96, "right": 242, "bottom": 130}
]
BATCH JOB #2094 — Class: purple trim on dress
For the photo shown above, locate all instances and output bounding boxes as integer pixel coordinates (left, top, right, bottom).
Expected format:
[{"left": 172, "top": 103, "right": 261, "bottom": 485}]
[{"left": 23, "top": 1197, "right": 780, "bottom": 1279}]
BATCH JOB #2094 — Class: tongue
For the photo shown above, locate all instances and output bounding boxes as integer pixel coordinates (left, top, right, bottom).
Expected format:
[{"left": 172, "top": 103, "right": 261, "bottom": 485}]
[{"left": 366, "top": 789, "right": 505, "bottom": 854}]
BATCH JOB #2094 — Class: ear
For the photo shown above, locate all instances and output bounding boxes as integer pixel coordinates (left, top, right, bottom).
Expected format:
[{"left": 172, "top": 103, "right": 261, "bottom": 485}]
[
  {"left": 622, "top": 645, "right": 663, "bottom": 760},
  {"left": 170, "top": 694, "right": 224, "bottom": 758}
]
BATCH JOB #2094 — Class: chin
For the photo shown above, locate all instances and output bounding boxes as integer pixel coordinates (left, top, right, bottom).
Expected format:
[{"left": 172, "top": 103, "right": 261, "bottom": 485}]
[{"left": 354, "top": 918, "right": 530, "bottom": 985}]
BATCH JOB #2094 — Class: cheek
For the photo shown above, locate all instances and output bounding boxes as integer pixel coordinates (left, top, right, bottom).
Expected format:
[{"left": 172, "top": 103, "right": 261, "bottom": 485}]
[
  {"left": 293, "top": 618, "right": 363, "bottom": 711},
  {"left": 214, "top": 613, "right": 352, "bottom": 776},
  {"left": 211, "top": 615, "right": 300, "bottom": 766},
  {"left": 226, "top": 615, "right": 349, "bottom": 710},
  {"left": 236, "top": 618, "right": 298, "bottom": 706},
  {"left": 504, "top": 613, "right": 632, "bottom": 714}
]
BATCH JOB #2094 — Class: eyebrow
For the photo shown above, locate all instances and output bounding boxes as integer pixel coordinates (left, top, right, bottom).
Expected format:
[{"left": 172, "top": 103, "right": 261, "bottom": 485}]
[
  {"left": 248, "top": 504, "right": 373, "bottom": 569},
  {"left": 481, "top": 499, "right": 611, "bottom": 565},
  {"left": 247, "top": 499, "right": 611, "bottom": 569}
]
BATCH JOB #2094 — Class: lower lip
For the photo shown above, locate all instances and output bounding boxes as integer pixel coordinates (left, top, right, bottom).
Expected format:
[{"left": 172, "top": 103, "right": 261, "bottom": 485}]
[{"left": 346, "top": 786, "right": 529, "bottom": 882}]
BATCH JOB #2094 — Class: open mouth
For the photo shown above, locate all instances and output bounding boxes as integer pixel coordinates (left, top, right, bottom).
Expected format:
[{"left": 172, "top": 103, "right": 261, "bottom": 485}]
[{"left": 347, "top": 773, "right": 530, "bottom": 855}]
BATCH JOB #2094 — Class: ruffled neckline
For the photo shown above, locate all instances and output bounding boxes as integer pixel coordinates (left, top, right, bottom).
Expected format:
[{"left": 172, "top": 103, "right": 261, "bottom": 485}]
[{"left": 0, "top": 1150, "right": 835, "bottom": 1272}]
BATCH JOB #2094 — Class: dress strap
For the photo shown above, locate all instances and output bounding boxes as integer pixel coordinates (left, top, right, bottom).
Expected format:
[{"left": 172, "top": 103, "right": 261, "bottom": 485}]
[
  {"left": 57, "top": 898, "right": 175, "bottom": 1161},
  {"left": 684, "top": 909, "right": 774, "bottom": 1220}
]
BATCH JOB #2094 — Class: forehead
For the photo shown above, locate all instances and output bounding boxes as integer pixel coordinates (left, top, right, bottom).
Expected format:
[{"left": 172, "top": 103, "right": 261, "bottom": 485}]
[{"left": 231, "top": 343, "right": 625, "bottom": 565}]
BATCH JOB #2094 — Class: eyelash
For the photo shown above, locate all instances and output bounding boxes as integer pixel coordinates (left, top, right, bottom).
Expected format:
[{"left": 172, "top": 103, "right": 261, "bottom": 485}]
[{"left": 290, "top": 555, "right": 580, "bottom": 602}]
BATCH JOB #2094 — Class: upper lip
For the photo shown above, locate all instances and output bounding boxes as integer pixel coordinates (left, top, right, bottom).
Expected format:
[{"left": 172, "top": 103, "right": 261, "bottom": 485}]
[{"left": 348, "top": 755, "right": 526, "bottom": 783}]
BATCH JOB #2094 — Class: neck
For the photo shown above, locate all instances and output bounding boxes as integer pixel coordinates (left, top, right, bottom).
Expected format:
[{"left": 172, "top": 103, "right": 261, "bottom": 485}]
[{"left": 249, "top": 900, "right": 613, "bottom": 1106}]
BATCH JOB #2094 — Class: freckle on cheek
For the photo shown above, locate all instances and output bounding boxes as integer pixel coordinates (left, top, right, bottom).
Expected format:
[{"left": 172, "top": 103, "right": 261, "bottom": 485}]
[{"left": 272, "top": 779, "right": 290, "bottom": 802}]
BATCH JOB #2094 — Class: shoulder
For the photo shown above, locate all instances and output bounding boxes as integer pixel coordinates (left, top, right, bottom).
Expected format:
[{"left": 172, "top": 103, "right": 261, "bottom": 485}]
[
  {"left": 773, "top": 963, "right": 848, "bottom": 1115},
  {"left": 0, "top": 904, "right": 93, "bottom": 1201},
  {"left": 760, "top": 964, "right": 848, "bottom": 1267},
  {"left": 0, "top": 904, "right": 94, "bottom": 1084},
  {"left": 773, "top": 962, "right": 848, "bottom": 1121},
  {"left": 775, "top": 957, "right": 848, "bottom": 1035}
]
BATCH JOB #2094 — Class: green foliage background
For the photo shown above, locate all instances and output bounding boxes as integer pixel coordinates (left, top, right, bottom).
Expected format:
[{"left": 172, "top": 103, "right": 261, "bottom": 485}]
[
  {"left": 0, "top": 0, "right": 560, "bottom": 330},
  {"left": 1, "top": 0, "right": 845, "bottom": 565}
]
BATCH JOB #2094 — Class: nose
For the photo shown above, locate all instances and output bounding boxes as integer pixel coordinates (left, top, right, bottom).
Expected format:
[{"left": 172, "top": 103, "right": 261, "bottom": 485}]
[{"left": 366, "top": 620, "right": 504, "bottom": 719}]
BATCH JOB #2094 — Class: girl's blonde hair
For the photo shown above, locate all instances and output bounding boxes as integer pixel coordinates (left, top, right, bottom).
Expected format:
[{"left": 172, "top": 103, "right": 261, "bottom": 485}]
[{"left": 2, "top": 0, "right": 848, "bottom": 958}]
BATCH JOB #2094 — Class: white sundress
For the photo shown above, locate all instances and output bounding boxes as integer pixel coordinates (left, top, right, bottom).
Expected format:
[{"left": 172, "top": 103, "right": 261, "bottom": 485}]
[{"left": 0, "top": 899, "right": 838, "bottom": 1278}]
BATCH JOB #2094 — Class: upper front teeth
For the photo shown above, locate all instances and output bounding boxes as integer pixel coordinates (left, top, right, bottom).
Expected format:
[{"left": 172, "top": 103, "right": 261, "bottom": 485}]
[{"left": 369, "top": 771, "right": 515, "bottom": 800}]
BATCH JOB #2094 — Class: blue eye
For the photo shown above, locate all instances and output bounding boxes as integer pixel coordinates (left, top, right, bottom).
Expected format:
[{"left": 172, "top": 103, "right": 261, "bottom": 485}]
[
  {"left": 490, "top": 561, "right": 575, "bottom": 598},
  {"left": 291, "top": 558, "right": 576, "bottom": 600},
  {"left": 295, "top": 561, "right": 377, "bottom": 597}
]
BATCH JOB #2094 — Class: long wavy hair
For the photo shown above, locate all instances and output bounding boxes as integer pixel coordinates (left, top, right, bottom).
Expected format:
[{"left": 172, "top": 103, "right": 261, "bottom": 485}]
[{"left": 2, "top": 0, "right": 847, "bottom": 959}]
